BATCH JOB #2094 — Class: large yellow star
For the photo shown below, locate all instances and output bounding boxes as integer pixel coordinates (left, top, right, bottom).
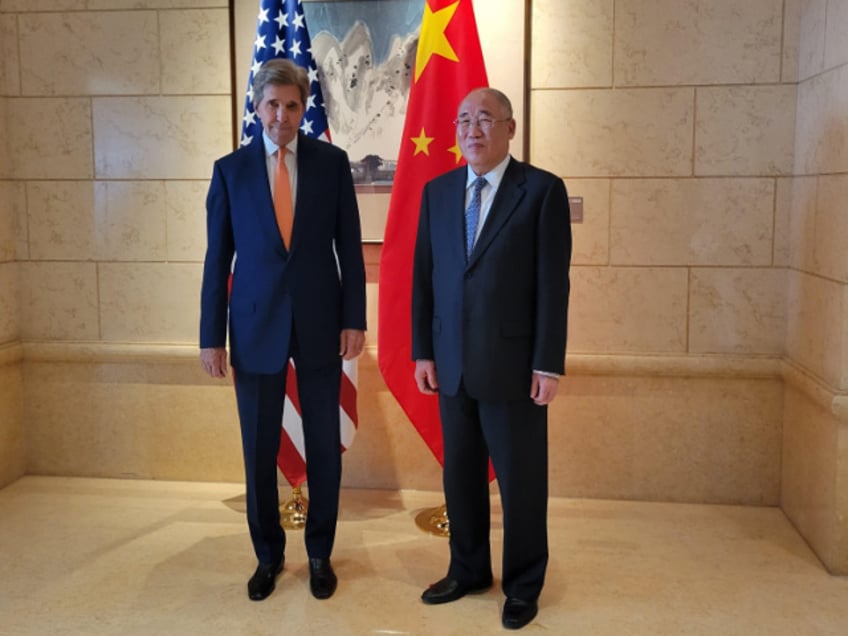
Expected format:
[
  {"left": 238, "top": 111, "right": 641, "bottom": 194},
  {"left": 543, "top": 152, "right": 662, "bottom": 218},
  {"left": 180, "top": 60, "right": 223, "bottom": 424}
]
[
  {"left": 414, "top": 1, "right": 460, "bottom": 82},
  {"left": 411, "top": 127, "right": 435, "bottom": 156}
]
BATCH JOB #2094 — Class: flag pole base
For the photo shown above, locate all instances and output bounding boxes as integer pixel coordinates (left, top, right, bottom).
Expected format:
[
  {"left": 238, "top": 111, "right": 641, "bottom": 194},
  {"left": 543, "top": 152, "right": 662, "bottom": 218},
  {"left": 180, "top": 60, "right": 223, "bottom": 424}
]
[
  {"left": 414, "top": 503, "right": 450, "bottom": 537},
  {"left": 280, "top": 485, "right": 308, "bottom": 530}
]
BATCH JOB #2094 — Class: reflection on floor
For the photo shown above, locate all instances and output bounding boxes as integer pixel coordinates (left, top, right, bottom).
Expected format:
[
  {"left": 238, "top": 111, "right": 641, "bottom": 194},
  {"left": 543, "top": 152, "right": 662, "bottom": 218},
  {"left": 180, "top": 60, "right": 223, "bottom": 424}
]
[{"left": 1, "top": 476, "right": 847, "bottom": 635}]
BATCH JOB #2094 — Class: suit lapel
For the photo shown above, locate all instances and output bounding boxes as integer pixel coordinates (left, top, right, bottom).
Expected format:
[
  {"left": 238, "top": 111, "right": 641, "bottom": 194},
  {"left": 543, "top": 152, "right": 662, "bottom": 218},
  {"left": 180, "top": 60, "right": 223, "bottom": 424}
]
[
  {"left": 244, "top": 138, "right": 288, "bottom": 255},
  {"left": 468, "top": 158, "right": 526, "bottom": 266},
  {"left": 444, "top": 169, "right": 468, "bottom": 265}
]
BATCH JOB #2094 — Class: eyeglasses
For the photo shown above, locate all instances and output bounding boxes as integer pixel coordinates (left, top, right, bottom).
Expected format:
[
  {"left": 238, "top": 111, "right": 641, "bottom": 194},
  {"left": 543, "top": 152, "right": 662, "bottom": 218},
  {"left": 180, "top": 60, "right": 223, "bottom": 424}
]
[{"left": 453, "top": 116, "right": 510, "bottom": 132}]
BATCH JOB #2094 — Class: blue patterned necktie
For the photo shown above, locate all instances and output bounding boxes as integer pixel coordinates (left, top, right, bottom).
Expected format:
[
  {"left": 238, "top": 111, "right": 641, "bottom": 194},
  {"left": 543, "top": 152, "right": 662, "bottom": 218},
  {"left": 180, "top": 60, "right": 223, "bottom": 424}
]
[{"left": 465, "top": 176, "right": 487, "bottom": 260}]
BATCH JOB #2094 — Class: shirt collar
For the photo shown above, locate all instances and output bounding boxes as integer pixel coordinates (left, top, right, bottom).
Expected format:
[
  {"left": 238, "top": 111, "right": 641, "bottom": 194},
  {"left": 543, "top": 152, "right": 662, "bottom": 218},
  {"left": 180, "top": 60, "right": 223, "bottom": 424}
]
[
  {"left": 466, "top": 153, "right": 511, "bottom": 189},
  {"left": 263, "top": 130, "right": 299, "bottom": 158}
]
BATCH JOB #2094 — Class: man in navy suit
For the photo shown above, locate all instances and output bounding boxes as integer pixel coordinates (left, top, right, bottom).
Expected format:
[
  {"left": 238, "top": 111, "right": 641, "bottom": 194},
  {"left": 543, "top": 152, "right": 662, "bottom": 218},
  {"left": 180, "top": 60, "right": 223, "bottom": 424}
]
[
  {"left": 199, "top": 59, "right": 366, "bottom": 602},
  {"left": 412, "top": 88, "right": 571, "bottom": 630}
]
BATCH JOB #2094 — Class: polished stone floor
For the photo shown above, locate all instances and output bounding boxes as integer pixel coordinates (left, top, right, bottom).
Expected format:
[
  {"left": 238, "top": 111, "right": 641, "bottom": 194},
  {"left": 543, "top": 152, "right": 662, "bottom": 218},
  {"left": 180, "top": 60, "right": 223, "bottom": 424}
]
[{"left": 1, "top": 476, "right": 847, "bottom": 635}]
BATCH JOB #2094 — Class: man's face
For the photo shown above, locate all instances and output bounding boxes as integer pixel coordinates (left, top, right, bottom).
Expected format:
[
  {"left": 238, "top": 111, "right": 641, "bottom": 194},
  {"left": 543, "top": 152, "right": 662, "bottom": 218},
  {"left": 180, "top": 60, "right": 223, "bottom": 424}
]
[
  {"left": 457, "top": 90, "right": 516, "bottom": 175},
  {"left": 256, "top": 83, "right": 305, "bottom": 147}
]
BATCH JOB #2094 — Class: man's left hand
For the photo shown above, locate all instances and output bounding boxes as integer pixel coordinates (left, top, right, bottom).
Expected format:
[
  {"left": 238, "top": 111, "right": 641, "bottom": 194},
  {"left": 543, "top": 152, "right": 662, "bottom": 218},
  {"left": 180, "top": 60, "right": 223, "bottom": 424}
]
[
  {"left": 530, "top": 373, "right": 560, "bottom": 405},
  {"left": 339, "top": 329, "right": 365, "bottom": 360}
]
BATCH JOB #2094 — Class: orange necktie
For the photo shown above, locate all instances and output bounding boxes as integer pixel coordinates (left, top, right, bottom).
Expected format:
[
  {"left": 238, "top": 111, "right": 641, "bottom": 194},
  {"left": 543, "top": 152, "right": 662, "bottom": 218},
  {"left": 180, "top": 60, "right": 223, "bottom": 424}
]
[{"left": 274, "top": 148, "right": 293, "bottom": 248}]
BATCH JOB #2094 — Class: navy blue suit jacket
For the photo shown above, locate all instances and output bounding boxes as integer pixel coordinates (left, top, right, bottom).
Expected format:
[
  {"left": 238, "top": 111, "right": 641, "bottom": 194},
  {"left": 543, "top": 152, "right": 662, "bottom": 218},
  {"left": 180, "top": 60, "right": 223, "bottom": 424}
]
[
  {"left": 200, "top": 133, "right": 366, "bottom": 374},
  {"left": 411, "top": 158, "right": 571, "bottom": 401}
]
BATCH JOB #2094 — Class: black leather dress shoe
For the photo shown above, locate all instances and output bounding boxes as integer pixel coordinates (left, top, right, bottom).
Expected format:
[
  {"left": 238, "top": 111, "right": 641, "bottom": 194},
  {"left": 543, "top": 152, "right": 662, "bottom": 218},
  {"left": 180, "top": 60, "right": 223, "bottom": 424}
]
[
  {"left": 308, "top": 558, "right": 338, "bottom": 599},
  {"left": 502, "top": 598, "right": 538, "bottom": 630},
  {"left": 247, "top": 559, "right": 284, "bottom": 601},
  {"left": 420, "top": 576, "right": 493, "bottom": 605}
]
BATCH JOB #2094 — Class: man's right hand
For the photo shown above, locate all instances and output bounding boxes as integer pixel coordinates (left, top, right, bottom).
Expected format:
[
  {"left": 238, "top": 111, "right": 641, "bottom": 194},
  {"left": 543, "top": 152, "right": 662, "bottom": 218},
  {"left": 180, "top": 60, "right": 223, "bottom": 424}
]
[
  {"left": 200, "top": 347, "right": 228, "bottom": 378},
  {"left": 414, "top": 359, "right": 439, "bottom": 395}
]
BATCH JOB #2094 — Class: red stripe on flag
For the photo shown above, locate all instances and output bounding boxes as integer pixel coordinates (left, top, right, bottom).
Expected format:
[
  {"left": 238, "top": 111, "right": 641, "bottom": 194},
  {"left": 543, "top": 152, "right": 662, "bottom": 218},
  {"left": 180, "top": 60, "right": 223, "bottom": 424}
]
[{"left": 339, "top": 370, "right": 358, "bottom": 426}]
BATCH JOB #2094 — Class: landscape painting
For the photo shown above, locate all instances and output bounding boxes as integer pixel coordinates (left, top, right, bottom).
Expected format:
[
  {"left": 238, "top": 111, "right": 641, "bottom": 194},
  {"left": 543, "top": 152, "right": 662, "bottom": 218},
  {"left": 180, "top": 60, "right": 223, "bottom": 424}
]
[{"left": 304, "top": 0, "right": 422, "bottom": 189}]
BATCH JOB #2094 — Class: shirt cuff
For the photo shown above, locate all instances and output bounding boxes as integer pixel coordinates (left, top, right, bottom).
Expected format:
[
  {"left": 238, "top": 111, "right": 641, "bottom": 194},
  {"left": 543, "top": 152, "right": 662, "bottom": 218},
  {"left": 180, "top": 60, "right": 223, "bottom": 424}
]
[{"left": 533, "top": 370, "right": 561, "bottom": 379}]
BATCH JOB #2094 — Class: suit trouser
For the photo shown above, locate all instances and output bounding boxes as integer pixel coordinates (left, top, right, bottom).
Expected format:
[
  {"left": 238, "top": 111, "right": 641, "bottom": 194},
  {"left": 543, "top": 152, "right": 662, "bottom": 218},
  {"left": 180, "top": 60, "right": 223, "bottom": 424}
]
[
  {"left": 233, "top": 353, "right": 342, "bottom": 565},
  {"left": 439, "top": 383, "right": 549, "bottom": 602}
]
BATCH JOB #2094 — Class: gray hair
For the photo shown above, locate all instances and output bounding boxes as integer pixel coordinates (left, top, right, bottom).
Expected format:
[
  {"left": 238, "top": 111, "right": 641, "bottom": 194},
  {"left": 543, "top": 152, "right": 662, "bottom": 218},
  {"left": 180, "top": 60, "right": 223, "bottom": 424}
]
[
  {"left": 462, "top": 87, "right": 514, "bottom": 119},
  {"left": 251, "top": 58, "right": 310, "bottom": 108}
]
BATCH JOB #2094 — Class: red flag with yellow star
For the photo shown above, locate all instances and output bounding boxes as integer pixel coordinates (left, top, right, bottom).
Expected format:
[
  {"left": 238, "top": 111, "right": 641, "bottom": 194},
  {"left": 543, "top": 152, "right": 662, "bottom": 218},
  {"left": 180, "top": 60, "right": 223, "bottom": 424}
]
[{"left": 378, "top": 0, "right": 488, "bottom": 465}]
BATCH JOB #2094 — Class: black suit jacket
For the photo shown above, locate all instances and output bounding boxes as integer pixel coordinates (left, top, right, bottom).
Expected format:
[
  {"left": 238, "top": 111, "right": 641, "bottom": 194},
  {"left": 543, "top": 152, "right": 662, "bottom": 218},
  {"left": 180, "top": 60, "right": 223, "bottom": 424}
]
[{"left": 411, "top": 158, "right": 571, "bottom": 401}]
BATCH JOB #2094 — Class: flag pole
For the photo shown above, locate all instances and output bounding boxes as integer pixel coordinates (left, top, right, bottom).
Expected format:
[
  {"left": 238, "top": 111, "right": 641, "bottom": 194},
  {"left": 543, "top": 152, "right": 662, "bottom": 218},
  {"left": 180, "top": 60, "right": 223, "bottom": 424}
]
[
  {"left": 414, "top": 504, "right": 450, "bottom": 537},
  {"left": 280, "top": 486, "right": 308, "bottom": 530}
]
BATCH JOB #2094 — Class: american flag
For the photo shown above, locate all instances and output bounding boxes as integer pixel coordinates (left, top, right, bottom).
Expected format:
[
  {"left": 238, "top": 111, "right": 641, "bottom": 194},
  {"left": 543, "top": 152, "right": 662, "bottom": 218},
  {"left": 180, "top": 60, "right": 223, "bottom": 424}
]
[{"left": 241, "top": 0, "right": 358, "bottom": 487}]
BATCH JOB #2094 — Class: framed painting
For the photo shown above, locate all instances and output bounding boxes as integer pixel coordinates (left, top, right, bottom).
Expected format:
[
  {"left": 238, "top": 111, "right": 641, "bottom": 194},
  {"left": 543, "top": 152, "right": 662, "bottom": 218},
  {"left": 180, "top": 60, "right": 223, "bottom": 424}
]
[{"left": 232, "top": 0, "right": 527, "bottom": 241}]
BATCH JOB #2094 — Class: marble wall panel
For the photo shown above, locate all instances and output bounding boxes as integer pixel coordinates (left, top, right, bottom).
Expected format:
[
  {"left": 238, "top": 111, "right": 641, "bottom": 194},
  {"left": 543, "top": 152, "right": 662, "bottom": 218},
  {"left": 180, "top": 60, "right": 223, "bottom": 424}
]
[
  {"left": 98, "top": 262, "right": 202, "bottom": 343},
  {"left": 567, "top": 178, "right": 610, "bottom": 265},
  {"left": 0, "top": 0, "right": 85, "bottom": 10},
  {"left": 568, "top": 266, "right": 688, "bottom": 353},
  {"left": 13, "top": 182, "right": 27, "bottom": 260},
  {"left": 798, "top": 0, "right": 827, "bottom": 81},
  {"left": 814, "top": 175, "right": 848, "bottom": 283},
  {"left": 23, "top": 361, "right": 243, "bottom": 482},
  {"left": 0, "top": 363, "right": 24, "bottom": 488},
  {"left": 794, "top": 65, "right": 848, "bottom": 175},
  {"left": 782, "top": 0, "right": 802, "bottom": 83},
  {"left": 1, "top": 14, "right": 20, "bottom": 96},
  {"left": 689, "top": 268, "right": 787, "bottom": 355},
  {"left": 781, "top": 385, "right": 848, "bottom": 573},
  {"left": 0, "top": 263, "right": 18, "bottom": 342},
  {"left": 0, "top": 98, "right": 9, "bottom": 179},
  {"left": 773, "top": 178, "right": 792, "bottom": 267},
  {"left": 786, "top": 270, "right": 847, "bottom": 389},
  {"left": 614, "top": 0, "right": 782, "bottom": 86},
  {"left": 86, "top": 0, "right": 228, "bottom": 8},
  {"left": 0, "top": 181, "right": 22, "bottom": 262},
  {"left": 94, "top": 181, "right": 168, "bottom": 261},
  {"left": 788, "top": 175, "right": 818, "bottom": 272},
  {"left": 160, "top": 9, "right": 230, "bottom": 95},
  {"left": 553, "top": 375, "right": 783, "bottom": 504},
  {"left": 18, "top": 12, "right": 159, "bottom": 96},
  {"left": 20, "top": 351, "right": 784, "bottom": 503},
  {"left": 610, "top": 179, "right": 775, "bottom": 266},
  {"left": 824, "top": 0, "right": 848, "bottom": 70},
  {"left": 7, "top": 98, "right": 93, "bottom": 180},
  {"left": 165, "top": 181, "right": 208, "bottom": 261},
  {"left": 695, "top": 86, "right": 796, "bottom": 176},
  {"left": 27, "top": 181, "right": 95, "bottom": 261},
  {"left": 19, "top": 262, "right": 99, "bottom": 340},
  {"left": 531, "top": 88, "right": 694, "bottom": 177},
  {"left": 530, "top": 0, "right": 613, "bottom": 88},
  {"left": 93, "top": 96, "right": 231, "bottom": 180}
]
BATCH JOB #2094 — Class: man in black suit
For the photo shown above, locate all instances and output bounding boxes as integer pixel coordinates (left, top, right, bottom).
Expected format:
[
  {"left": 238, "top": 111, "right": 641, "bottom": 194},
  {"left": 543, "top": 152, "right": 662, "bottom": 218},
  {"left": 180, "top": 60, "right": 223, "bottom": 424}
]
[
  {"left": 411, "top": 87, "right": 571, "bottom": 630},
  {"left": 199, "top": 59, "right": 366, "bottom": 602}
]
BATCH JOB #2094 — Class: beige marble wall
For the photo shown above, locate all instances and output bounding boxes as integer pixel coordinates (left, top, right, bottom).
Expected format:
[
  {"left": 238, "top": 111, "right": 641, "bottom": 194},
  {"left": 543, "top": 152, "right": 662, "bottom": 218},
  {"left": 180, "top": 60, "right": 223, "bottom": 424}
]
[
  {"left": 0, "top": 356, "right": 24, "bottom": 488},
  {"left": 0, "top": 4, "right": 23, "bottom": 487},
  {"left": 22, "top": 346, "right": 783, "bottom": 504},
  {"left": 532, "top": 0, "right": 793, "bottom": 362},
  {"left": 779, "top": 0, "right": 848, "bottom": 573},
  {"left": 3, "top": 3, "right": 231, "bottom": 347},
  {"left": 782, "top": 385, "right": 848, "bottom": 574}
]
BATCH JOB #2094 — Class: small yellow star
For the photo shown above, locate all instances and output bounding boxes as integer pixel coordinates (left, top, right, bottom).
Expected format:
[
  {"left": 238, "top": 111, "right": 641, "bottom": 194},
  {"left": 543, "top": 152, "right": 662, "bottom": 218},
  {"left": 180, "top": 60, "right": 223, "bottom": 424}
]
[
  {"left": 415, "top": 1, "right": 460, "bottom": 82},
  {"left": 411, "top": 127, "right": 435, "bottom": 156},
  {"left": 448, "top": 142, "right": 463, "bottom": 164}
]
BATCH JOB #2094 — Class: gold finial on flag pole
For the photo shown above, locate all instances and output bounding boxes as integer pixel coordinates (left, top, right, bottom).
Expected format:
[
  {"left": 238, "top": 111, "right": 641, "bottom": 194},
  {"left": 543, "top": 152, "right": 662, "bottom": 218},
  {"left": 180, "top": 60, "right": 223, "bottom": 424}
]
[
  {"left": 415, "top": 503, "right": 450, "bottom": 537},
  {"left": 280, "top": 486, "right": 308, "bottom": 530}
]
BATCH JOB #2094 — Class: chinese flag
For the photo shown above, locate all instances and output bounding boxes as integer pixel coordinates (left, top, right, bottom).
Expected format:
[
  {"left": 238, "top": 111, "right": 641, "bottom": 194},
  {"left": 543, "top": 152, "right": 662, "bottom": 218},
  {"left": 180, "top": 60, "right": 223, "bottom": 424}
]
[{"left": 378, "top": 0, "right": 488, "bottom": 465}]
